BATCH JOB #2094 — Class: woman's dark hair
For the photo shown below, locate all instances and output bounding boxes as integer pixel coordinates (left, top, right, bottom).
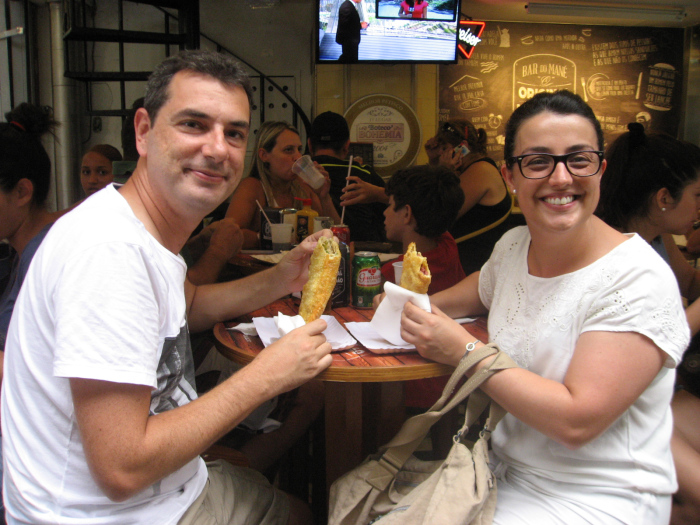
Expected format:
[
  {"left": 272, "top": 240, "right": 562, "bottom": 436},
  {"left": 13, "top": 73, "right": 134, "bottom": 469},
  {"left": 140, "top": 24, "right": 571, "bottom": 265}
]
[
  {"left": 464, "top": 120, "right": 487, "bottom": 156},
  {"left": 85, "top": 144, "right": 123, "bottom": 164},
  {"left": 596, "top": 123, "right": 700, "bottom": 230},
  {"left": 434, "top": 119, "right": 469, "bottom": 148},
  {"left": 386, "top": 164, "right": 464, "bottom": 237},
  {"left": 0, "top": 103, "right": 58, "bottom": 206},
  {"left": 433, "top": 119, "right": 487, "bottom": 156},
  {"left": 503, "top": 90, "right": 604, "bottom": 163}
]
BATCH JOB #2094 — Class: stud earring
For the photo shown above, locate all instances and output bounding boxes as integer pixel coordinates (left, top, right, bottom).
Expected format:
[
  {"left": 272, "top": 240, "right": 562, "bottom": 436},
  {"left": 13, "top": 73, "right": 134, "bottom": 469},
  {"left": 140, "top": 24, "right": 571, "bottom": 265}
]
[
  {"left": 512, "top": 189, "right": 517, "bottom": 195},
  {"left": 661, "top": 207, "right": 666, "bottom": 212}
]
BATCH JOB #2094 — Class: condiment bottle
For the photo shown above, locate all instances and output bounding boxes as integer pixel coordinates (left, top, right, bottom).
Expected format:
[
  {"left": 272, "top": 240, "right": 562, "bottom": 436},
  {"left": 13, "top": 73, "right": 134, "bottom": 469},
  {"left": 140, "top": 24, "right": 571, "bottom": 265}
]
[{"left": 294, "top": 198, "right": 318, "bottom": 243}]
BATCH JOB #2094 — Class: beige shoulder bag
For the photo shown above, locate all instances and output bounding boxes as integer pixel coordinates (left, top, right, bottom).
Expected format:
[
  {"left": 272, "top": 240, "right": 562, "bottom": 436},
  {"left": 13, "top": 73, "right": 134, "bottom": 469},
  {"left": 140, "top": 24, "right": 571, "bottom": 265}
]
[{"left": 328, "top": 344, "right": 517, "bottom": 525}]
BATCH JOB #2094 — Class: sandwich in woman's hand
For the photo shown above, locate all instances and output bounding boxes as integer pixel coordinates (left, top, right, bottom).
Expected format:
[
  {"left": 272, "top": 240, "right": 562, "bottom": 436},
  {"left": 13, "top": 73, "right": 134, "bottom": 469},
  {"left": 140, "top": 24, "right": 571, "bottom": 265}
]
[
  {"left": 399, "top": 242, "right": 431, "bottom": 294},
  {"left": 299, "top": 236, "right": 341, "bottom": 322}
]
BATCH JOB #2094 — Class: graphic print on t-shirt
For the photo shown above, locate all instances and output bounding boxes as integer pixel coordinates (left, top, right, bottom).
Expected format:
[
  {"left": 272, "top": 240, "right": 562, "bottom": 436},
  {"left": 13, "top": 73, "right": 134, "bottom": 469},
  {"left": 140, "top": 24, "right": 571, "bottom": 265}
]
[{"left": 150, "top": 325, "right": 197, "bottom": 414}]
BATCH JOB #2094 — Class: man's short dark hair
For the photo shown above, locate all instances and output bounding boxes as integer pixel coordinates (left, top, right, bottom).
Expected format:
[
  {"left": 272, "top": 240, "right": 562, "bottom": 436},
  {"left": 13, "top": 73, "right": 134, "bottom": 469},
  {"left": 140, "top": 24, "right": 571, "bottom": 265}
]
[
  {"left": 386, "top": 164, "right": 464, "bottom": 238},
  {"left": 144, "top": 50, "right": 253, "bottom": 125},
  {"left": 309, "top": 111, "right": 350, "bottom": 153}
]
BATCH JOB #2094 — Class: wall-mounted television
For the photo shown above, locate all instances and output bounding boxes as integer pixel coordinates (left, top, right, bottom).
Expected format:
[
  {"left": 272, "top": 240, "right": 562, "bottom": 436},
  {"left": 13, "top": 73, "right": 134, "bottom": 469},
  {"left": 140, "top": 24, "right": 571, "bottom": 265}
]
[{"left": 316, "top": 0, "right": 462, "bottom": 64}]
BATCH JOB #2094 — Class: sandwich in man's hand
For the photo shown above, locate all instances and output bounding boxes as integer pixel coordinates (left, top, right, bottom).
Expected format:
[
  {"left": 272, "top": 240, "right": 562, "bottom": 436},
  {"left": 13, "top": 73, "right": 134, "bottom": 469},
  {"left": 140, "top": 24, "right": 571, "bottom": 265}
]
[
  {"left": 399, "top": 242, "right": 431, "bottom": 294},
  {"left": 299, "top": 236, "right": 341, "bottom": 322}
]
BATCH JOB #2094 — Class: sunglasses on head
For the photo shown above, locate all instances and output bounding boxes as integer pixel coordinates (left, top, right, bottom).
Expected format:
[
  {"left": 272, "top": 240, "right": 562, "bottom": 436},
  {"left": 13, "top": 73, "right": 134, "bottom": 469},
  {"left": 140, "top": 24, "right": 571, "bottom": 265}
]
[{"left": 441, "top": 122, "right": 466, "bottom": 141}]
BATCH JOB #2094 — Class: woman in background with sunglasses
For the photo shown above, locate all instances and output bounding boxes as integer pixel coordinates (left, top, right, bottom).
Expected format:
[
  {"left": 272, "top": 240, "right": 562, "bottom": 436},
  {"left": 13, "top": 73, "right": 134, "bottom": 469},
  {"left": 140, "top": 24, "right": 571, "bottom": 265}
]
[
  {"left": 425, "top": 119, "right": 513, "bottom": 275},
  {"left": 398, "top": 90, "right": 688, "bottom": 523}
]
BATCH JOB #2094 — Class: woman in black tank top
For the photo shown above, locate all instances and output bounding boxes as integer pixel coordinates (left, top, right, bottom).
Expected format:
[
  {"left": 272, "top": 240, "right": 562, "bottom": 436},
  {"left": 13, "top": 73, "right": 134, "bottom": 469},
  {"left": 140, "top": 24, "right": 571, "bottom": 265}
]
[{"left": 424, "top": 120, "right": 513, "bottom": 275}]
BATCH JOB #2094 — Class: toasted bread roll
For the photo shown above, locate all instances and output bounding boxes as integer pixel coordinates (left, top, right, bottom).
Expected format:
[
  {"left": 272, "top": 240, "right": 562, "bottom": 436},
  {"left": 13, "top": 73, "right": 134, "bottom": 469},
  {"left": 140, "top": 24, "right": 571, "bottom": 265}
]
[
  {"left": 400, "top": 242, "right": 431, "bottom": 294},
  {"left": 299, "top": 237, "right": 341, "bottom": 322}
]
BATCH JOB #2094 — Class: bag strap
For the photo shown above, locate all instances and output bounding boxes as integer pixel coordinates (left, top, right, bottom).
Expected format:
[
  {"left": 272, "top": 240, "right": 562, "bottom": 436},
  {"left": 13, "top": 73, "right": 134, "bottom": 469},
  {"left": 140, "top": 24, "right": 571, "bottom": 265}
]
[
  {"left": 461, "top": 350, "right": 517, "bottom": 435},
  {"left": 366, "top": 345, "right": 517, "bottom": 490}
]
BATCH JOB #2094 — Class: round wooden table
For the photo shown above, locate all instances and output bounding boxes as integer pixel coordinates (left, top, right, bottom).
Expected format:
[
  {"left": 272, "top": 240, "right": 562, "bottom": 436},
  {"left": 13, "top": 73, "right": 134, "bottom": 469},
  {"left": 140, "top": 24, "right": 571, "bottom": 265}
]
[
  {"left": 213, "top": 299, "right": 467, "bottom": 382},
  {"left": 212, "top": 295, "right": 489, "bottom": 492}
]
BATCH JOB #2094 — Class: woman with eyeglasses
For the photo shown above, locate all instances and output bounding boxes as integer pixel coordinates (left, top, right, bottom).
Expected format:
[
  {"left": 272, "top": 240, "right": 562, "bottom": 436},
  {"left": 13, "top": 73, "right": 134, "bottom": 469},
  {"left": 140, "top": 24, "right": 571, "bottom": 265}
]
[
  {"left": 595, "top": 124, "right": 700, "bottom": 525},
  {"left": 424, "top": 119, "right": 513, "bottom": 275},
  {"left": 392, "top": 90, "right": 688, "bottom": 523}
]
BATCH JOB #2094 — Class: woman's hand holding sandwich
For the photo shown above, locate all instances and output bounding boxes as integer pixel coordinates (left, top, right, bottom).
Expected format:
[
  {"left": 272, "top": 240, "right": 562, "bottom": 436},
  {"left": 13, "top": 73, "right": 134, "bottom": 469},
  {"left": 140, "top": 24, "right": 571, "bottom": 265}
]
[{"left": 401, "top": 302, "right": 476, "bottom": 367}]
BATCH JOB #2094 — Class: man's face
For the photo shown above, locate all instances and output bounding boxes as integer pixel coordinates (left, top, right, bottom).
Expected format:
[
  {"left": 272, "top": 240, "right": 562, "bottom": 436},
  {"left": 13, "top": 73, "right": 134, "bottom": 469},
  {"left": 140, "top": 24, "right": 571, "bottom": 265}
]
[{"left": 135, "top": 70, "right": 250, "bottom": 219}]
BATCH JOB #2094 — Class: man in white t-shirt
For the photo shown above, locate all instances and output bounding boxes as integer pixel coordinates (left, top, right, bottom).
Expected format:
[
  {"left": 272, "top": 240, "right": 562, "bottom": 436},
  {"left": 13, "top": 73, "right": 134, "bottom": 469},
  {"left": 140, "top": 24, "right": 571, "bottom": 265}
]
[{"left": 1, "top": 50, "right": 332, "bottom": 525}]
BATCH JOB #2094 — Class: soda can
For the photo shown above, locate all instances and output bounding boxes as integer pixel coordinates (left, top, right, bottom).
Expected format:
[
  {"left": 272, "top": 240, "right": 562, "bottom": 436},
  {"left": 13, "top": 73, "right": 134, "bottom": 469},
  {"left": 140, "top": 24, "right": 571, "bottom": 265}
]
[
  {"left": 280, "top": 208, "right": 298, "bottom": 245},
  {"left": 313, "top": 216, "right": 333, "bottom": 234},
  {"left": 331, "top": 242, "right": 351, "bottom": 308},
  {"left": 352, "top": 251, "right": 382, "bottom": 308},
  {"left": 331, "top": 224, "right": 351, "bottom": 245},
  {"left": 260, "top": 208, "right": 281, "bottom": 250}
]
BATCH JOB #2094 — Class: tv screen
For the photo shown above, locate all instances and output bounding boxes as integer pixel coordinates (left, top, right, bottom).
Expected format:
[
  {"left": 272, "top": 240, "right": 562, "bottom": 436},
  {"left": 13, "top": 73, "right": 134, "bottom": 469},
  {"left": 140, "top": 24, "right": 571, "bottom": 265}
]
[{"left": 317, "top": 0, "right": 462, "bottom": 64}]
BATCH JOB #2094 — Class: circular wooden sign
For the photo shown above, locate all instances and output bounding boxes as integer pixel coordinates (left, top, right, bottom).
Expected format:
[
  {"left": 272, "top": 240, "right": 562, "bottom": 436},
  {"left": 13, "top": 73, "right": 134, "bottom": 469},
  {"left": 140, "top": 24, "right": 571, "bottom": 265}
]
[{"left": 344, "top": 94, "right": 422, "bottom": 179}]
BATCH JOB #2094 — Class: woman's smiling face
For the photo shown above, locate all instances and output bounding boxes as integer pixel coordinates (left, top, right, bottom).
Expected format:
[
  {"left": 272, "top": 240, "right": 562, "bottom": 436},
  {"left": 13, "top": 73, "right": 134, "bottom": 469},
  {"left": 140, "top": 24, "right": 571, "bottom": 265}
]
[{"left": 502, "top": 110, "right": 605, "bottom": 236}]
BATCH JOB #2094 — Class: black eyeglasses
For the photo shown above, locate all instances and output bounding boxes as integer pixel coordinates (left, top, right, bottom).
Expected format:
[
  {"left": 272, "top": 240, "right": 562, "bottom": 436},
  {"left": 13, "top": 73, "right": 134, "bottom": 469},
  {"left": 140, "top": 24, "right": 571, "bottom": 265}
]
[
  {"left": 441, "top": 122, "right": 466, "bottom": 141},
  {"left": 506, "top": 151, "right": 604, "bottom": 180}
]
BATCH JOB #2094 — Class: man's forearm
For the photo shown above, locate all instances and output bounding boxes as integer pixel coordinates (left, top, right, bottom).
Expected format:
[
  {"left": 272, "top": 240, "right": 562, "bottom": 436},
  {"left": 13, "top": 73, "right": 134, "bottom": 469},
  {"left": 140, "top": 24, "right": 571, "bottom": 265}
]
[
  {"left": 72, "top": 363, "right": 277, "bottom": 501},
  {"left": 187, "top": 265, "right": 287, "bottom": 332}
]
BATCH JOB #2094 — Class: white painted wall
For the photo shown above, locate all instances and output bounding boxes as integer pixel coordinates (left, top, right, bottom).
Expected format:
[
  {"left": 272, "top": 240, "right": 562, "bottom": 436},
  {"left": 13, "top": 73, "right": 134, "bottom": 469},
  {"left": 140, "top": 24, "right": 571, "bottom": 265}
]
[
  {"left": 28, "top": 0, "right": 316, "bottom": 205},
  {"left": 80, "top": 0, "right": 316, "bottom": 155}
]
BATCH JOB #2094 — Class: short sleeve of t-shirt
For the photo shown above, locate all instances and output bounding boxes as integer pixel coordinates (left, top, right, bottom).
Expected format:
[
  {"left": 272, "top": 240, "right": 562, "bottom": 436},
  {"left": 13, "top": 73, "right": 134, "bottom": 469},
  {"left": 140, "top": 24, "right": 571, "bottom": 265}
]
[
  {"left": 53, "top": 241, "right": 183, "bottom": 388},
  {"left": 479, "top": 227, "right": 689, "bottom": 368}
]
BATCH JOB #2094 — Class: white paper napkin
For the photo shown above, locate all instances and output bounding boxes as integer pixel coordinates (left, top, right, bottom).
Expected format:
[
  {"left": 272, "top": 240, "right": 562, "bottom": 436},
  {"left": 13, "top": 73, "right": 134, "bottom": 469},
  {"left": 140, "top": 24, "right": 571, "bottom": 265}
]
[
  {"left": 225, "top": 322, "right": 258, "bottom": 336},
  {"left": 252, "top": 313, "right": 356, "bottom": 352},
  {"left": 274, "top": 312, "right": 306, "bottom": 334},
  {"left": 344, "top": 322, "right": 415, "bottom": 353},
  {"left": 370, "top": 282, "right": 431, "bottom": 346}
]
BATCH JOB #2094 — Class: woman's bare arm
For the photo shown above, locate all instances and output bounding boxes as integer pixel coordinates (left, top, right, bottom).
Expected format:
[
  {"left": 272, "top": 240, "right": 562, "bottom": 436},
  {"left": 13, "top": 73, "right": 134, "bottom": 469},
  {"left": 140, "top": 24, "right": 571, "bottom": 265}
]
[
  {"left": 225, "top": 178, "right": 265, "bottom": 249},
  {"left": 401, "top": 301, "right": 666, "bottom": 449}
]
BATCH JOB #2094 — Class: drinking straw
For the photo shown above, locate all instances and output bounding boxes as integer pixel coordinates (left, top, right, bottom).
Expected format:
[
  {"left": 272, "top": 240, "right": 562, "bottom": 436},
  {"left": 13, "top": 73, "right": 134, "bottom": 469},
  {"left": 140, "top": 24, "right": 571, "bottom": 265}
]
[
  {"left": 256, "top": 200, "right": 272, "bottom": 226},
  {"left": 340, "top": 155, "right": 354, "bottom": 226}
]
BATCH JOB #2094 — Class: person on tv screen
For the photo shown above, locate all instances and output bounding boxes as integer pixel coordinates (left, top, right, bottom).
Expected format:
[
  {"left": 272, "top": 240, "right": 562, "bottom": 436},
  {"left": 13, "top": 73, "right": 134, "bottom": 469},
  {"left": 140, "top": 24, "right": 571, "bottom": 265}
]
[
  {"left": 336, "top": 0, "right": 368, "bottom": 63},
  {"left": 398, "top": 0, "right": 429, "bottom": 19}
]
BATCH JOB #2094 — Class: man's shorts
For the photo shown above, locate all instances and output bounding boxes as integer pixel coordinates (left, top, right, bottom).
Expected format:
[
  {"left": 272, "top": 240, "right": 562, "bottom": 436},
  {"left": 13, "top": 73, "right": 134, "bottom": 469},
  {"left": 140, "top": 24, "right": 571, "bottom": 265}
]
[{"left": 178, "top": 460, "right": 290, "bottom": 525}]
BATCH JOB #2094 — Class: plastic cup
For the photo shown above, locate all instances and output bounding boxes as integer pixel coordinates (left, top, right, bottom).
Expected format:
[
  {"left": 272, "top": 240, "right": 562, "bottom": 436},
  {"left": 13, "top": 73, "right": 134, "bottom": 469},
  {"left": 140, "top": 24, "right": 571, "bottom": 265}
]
[
  {"left": 393, "top": 261, "right": 403, "bottom": 284},
  {"left": 270, "top": 223, "right": 294, "bottom": 253},
  {"left": 292, "top": 155, "right": 325, "bottom": 190}
]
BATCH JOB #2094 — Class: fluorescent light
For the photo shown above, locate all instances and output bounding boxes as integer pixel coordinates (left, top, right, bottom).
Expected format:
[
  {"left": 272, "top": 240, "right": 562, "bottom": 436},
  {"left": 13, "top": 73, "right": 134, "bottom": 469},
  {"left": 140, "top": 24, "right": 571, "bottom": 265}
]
[{"left": 526, "top": 2, "right": 687, "bottom": 22}]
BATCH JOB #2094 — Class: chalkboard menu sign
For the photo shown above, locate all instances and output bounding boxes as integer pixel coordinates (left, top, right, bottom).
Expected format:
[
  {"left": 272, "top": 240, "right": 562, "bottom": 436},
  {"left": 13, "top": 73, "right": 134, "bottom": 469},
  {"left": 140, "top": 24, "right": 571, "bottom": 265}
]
[{"left": 438, "top": 22, "right": 684, "bottom": 162}]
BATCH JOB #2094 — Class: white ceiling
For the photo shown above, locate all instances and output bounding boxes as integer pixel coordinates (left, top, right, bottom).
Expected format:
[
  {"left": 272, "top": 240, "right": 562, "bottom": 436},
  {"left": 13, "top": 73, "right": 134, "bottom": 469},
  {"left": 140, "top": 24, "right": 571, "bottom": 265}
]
[{"left": 460, "top": 0, "right": 700, "bottom": 28}]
